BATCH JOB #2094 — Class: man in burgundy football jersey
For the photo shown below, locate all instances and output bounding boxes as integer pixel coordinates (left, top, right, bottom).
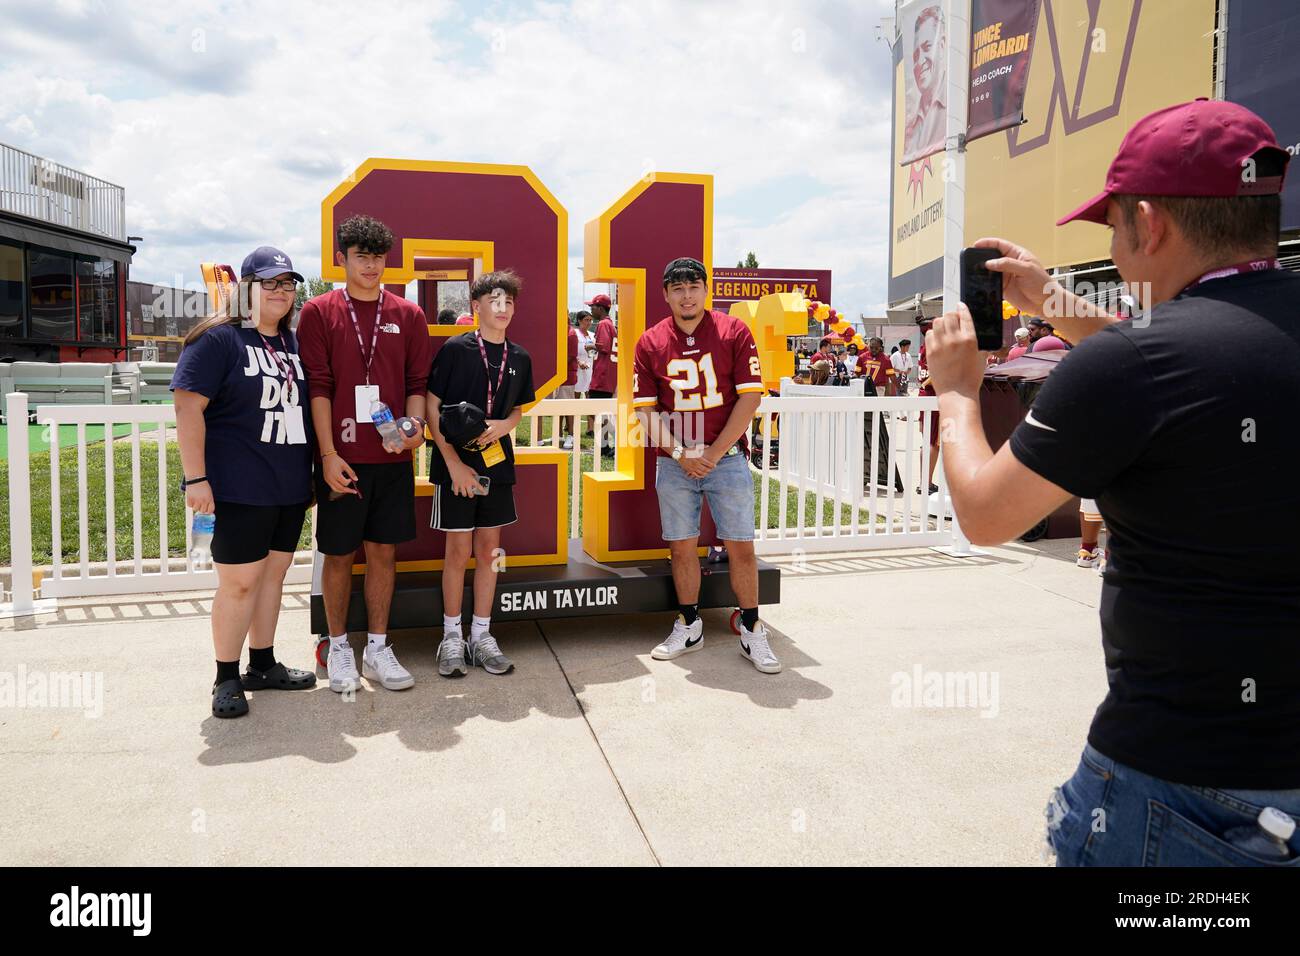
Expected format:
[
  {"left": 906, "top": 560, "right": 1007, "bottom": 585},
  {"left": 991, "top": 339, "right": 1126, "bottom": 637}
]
[
  {"left": 855, "top": 337, "right": 897, "bottom": 395},
  {"left": 633, "top": 257, "right": 780, "bottom": 674}
]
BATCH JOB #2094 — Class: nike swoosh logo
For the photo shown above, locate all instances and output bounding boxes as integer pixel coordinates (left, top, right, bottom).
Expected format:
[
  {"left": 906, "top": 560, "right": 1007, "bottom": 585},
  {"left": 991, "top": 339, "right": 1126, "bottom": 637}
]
[
  {"left": 1024, "top": 411, "right": 1058, "bottom": 433},
  {"left": 740, "top": 641, "right": 751, "bottom": 655},
  {"left": 685, "top": 635, "right": 702, "bottom": 648}
]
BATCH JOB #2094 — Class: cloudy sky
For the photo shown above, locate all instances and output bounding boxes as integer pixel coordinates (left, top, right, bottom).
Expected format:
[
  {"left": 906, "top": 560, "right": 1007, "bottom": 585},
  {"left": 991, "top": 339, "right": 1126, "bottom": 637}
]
[{"left": 0, "top": 0, "right": 899, "bottom": 321}]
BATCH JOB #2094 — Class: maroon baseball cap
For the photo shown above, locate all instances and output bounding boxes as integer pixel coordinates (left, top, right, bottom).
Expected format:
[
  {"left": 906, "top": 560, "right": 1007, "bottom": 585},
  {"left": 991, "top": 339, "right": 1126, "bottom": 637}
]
[
  {"left": 584, "top": 293, "right": 612, "bottom": 308},
  {"left": 1057, "top": 98, "right": 1290, "bottom": 226}
]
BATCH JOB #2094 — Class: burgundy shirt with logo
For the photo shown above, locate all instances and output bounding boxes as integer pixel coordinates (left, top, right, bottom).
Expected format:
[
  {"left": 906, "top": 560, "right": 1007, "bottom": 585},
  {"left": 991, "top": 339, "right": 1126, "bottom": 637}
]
[{"left": 297, "top": 288, "right": 432, "bottom": 464}]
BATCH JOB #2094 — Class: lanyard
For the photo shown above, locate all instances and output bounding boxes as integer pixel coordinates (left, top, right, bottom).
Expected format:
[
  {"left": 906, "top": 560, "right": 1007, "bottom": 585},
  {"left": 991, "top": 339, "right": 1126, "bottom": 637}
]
[
  {"left": 258, "top": 332, "right": 295, "bottom": 400},
  {"left": 342, "top": 289, "right": 384, "bottom": 385},
  {"left": 475, "top": 331, "right": 509, "bottom": 415},
  {"left": 1180, "top": 258, "right": 1280, "bottom": 296}
]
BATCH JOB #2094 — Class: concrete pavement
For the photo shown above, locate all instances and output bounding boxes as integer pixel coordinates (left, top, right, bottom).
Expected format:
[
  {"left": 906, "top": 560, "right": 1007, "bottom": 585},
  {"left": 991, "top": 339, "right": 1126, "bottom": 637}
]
[{"left": 0, "top": 536, "right": 1109, "bottom": 866}]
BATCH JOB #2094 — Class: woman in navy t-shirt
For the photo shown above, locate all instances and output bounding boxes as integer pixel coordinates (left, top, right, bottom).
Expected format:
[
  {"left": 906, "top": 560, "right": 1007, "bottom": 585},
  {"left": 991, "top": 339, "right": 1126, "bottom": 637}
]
[{"left": 171, "top": 246, "right": 316, "bottom": 719}]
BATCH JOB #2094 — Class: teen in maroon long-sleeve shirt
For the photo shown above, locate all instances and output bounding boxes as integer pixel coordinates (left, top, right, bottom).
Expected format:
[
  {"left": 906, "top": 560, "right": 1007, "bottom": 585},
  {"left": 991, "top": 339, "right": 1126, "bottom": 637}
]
[{"left": 296, "top": 215, "right": 430, "bottom": 696}]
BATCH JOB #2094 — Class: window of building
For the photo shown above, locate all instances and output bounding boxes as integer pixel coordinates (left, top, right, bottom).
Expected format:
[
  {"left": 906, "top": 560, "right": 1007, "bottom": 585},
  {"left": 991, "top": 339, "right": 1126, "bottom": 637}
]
[
  {"left": 0, "top": 242, "right": 24, "bottom": 338},
  {"left": 78, "top": 257, "right": 119, "bottom": 342},
  {"left": 27, "top": 249, "right": 76, "bottom": 341}
]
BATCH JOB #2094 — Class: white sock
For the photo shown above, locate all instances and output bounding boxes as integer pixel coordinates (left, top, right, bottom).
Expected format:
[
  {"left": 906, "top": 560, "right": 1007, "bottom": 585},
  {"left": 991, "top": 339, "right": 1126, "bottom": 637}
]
[
  {"left": 471, "top": 616, "right": 491, "bottom": 641},
  {"left": 444, "top": 615, "right": 462, "bottom": 634},
  {"left": 367, "top": 632, "right": 387, "bottom": 651},
  {"left": 329, "top": 633, "right": 349, "bottom": 650}
]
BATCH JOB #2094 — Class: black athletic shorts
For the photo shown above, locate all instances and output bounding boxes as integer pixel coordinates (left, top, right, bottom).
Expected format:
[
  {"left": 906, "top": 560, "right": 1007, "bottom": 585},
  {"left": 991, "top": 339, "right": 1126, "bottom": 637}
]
[
  {"left": 211, "top": 500, "right": 309, "bottom": 565},
  {"left": 314, "top": 461, "right": 417, "bottom": 555},
  {"left": 430, "top": 479, "right": 517, "bottom": 532}
]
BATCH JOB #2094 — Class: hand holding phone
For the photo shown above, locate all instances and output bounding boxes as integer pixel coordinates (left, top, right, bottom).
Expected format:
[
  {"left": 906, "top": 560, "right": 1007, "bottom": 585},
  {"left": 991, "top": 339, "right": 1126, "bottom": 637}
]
[{"left": 960, "top": 247, "right": 1005, "bottom": 351}]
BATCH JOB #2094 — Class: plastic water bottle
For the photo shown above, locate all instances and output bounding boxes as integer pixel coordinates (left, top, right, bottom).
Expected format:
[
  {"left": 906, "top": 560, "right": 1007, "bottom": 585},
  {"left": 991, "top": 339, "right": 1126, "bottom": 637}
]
[
  {"left": 370, "top": 399, "right": 405, "bottom": 453},
  {"left": 1223, "top": 807, "right": 1296, "bottom": 860},
  {"left": 191, "top": 513, "right": 215, "bottom": 568}
]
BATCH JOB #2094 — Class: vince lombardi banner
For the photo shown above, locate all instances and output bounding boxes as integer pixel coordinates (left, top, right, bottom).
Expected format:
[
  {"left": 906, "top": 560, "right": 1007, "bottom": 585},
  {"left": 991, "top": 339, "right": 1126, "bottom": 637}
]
[
  {"left": 967, "top": 0, "right": 1041, "bottom": 143},
  {"left": 899, "top": 0, "right": 1041, "bottom": 164}
]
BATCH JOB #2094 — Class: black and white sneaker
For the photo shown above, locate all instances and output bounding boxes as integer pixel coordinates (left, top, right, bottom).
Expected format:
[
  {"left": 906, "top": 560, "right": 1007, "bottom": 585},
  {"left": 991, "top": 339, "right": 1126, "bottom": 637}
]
[
  {"left": 738, "top": 621, "right": 782, "bottom": 674},
  {"left": 651, "top": 615, "right": 704, "bottom": 660}
]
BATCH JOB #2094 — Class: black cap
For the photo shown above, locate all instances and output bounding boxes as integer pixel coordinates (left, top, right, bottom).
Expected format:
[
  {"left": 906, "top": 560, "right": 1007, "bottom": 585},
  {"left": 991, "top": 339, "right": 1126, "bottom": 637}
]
[
  {"left": 439, "top": 401, "right": 487, "bottom": 448},
  {"left": 240, "top": 246, "right": 304, "bottom": 283},
  {"left": 662, "top": 257, "right": 708, "bottom": 286},
  {"left": 1026, "top": 317, "right": 1051, "bottom": 329}
]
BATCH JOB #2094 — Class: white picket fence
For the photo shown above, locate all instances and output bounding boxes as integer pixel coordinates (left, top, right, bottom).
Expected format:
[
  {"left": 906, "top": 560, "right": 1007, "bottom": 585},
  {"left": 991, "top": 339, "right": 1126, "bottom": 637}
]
[{"left": 3, "top": 391, "right": 960, "bottom": 611}]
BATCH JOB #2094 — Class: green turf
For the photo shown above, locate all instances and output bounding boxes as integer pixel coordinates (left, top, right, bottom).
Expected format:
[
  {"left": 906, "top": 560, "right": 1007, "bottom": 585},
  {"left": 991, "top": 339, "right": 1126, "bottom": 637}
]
[{"left": 0, "top": 423, "right": 135, "bottom": 460}]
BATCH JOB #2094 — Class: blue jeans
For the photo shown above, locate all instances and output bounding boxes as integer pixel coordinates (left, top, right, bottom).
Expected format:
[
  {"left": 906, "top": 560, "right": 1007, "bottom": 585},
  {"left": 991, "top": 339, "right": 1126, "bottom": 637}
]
[
  {"left": 655, "top": 451, "right": 754, "bottom": 542},
  {"left": 1046, "top": 743, "right": 1300, "bottom": 866}
]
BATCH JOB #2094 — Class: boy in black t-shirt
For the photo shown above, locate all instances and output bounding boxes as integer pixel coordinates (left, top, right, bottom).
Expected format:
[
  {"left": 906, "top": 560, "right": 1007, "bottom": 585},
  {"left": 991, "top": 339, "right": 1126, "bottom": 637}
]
[{"left": 426, "top": 270, "right": 535, "bottom": 678}]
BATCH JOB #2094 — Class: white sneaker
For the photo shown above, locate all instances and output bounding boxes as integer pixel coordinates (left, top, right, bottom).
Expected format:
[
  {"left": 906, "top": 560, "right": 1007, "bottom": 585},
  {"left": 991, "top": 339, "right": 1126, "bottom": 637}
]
[
  {"left": 362, "top": 642, "right": 415, "bottom": 690},
  {"left": 1076, "top": 546, "right": 1102, "bottom": 568},
  {"left": 561, "top": 435, "right": 574, "bottom": 450},
  {"left": 651, "top": 615, "right": 703, "bottom": 660},
  {"left": 327, "top": 641, "right": 360, "bottom": 693},
  {"left": 738, "top": 621, "right": 782, "bottom": 674}
]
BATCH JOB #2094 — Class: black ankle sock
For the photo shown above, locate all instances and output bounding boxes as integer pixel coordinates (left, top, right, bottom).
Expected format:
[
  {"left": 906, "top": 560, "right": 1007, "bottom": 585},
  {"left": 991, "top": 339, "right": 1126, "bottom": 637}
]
[
  {"left": 740, "top": 607, "right": 759, "bottom": 631},
  {"left": 249, "top": 646, "right": 276, "bottom": 673},
  {"left": 215, "top": 660, "right": 241, "bottom": 685},
  {"left": 679, "top": 604, "right": 699, "bottom": 626}
]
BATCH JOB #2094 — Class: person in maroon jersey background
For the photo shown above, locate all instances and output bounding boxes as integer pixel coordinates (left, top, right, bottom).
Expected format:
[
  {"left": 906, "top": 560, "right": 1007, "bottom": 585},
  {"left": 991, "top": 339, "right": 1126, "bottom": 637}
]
[
  {"left": 586, "top": 293, "right": 617, "bottom": 451},
  {"left": 855, "top": 336, "right": 897, "bottom": 395},
  {"left": 633, "top": 257, "right": 781, "bottom": 674},
  {"left": 915, "top": 317, "right": 940, "bottom": 494}
]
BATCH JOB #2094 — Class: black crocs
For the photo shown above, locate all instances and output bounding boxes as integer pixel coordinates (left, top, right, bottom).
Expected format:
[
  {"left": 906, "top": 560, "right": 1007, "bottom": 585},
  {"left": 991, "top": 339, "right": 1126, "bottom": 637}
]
[
  {"left": 240, "top": 661, "right": 317, "bottom": 691},
  {"left": 212, "top": 678, "right": 250, "bottom": 718}
]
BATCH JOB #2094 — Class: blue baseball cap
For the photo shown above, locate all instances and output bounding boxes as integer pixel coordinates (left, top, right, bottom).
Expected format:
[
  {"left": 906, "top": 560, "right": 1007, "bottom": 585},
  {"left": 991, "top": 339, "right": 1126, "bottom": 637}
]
[{"left": 240, "top": 246, "right": 304, "bottom": 282}]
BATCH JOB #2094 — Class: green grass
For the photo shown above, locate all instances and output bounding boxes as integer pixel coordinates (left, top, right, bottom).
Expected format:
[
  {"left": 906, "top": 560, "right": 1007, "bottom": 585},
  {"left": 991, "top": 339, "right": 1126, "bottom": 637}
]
[{"left": 0, "top": 423, "right": 135, "bottom": 460}]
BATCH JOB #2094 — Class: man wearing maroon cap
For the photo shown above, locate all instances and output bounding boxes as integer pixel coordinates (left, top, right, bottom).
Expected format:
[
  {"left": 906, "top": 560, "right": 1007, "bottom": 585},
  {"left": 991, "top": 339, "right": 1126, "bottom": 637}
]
[
  {"left": 925, "top": 99, "right": 1300, "bottom": 866},
  {"left": 586, "top": 293, "right": 617, "bottom": 451}
]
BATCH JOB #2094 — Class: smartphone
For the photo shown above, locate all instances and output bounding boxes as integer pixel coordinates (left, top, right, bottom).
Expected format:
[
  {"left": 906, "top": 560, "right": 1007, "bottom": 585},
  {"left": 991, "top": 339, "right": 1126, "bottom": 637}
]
[
  {"left": 474, "top": 474, "right": 491, "bottom": 496},
  {"left": 960, "top": 247, "right": 1005, "bottom": 351}
]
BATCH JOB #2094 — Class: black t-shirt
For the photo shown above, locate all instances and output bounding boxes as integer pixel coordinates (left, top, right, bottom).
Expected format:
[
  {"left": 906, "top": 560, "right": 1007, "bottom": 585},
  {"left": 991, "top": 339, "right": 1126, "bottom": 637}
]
[
  {"left": 427, "top": 332, "right": 536, "bottom": 485},
  {"left": 1010, "top": 269, "right": 1300, "bottom": 788}
]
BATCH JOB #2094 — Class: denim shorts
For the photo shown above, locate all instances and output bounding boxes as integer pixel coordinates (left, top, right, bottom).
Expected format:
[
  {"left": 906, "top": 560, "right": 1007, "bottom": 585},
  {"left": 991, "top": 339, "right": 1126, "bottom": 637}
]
[
  {"left": 655, "top": 450, "right": 755, "bottom": 542},
  {"left": 1045, "top": 743, "right": 1300, "bottom": 867}
]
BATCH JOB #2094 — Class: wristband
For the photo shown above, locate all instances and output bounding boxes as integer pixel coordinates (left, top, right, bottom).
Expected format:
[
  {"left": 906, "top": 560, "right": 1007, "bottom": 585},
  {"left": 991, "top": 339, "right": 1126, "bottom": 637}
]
[
  {"left": 181, "top": 476, "right": 207, "bottom": 490},
  {"left": 321, "top": 449, "right": 338, "bottom": 459}
]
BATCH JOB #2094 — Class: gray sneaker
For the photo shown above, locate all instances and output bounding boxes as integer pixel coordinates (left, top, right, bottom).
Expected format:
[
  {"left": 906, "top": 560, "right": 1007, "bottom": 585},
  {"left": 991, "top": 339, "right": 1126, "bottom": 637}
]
[
  {"left": 468, "top": 632, "right": 514, "bottom": 675},
  {"left": 438, "top": 631, "right": 468, "bottom": 678}
]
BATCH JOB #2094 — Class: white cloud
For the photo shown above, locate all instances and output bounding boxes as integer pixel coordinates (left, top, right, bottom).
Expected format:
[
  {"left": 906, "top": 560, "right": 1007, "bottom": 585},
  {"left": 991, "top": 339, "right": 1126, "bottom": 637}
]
[{"left": 0, "top": 0, "right": 899, "bottom": 319}]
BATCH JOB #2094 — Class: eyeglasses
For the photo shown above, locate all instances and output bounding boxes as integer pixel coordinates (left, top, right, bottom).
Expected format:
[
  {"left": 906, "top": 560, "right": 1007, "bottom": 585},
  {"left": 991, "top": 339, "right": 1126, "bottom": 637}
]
[{"left": 258, "top": 278, "right": 298, "bottom": 292}]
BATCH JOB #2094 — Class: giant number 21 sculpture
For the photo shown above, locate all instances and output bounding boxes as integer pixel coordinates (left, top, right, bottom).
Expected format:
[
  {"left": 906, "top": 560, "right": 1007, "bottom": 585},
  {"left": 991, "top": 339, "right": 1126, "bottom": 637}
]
[{"left": 321, "top": 162, "right": 787, "bottom": 569}]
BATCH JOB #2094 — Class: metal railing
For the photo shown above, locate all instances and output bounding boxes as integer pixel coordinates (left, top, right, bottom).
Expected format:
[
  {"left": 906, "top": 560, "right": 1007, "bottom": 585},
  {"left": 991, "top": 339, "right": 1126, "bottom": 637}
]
[{"left": 0, "top": 141, "right": 127, "bottom": 243}]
